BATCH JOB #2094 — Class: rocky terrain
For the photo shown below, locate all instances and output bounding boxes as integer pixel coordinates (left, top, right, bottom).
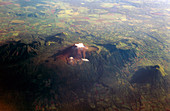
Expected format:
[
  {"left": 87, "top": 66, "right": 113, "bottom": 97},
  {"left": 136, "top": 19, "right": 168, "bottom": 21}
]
[{"left": 0, "top": 0, "right": 169, "bottom": 110}]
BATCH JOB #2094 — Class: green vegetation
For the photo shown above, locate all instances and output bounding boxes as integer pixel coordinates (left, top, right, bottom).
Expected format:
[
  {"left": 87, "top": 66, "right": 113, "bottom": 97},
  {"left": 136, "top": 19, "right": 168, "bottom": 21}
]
[
  {"left": 0, "top": 0, "right": 169, "bottom": 111},
  {"left": 157, "top": 64, "right": 168, "bottom": 76}
]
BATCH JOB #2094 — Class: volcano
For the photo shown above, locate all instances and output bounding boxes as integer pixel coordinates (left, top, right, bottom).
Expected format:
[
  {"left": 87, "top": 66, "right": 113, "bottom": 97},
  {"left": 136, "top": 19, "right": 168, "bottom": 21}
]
[
  {"left": 130, "top": 65, "right": 166, "bottom": 85},
  {"left": 53, "top": 43, "right": 98, "bottom": 65},
  {"left": 0, "top": 40, "right": 39, "bottom": 64}
]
